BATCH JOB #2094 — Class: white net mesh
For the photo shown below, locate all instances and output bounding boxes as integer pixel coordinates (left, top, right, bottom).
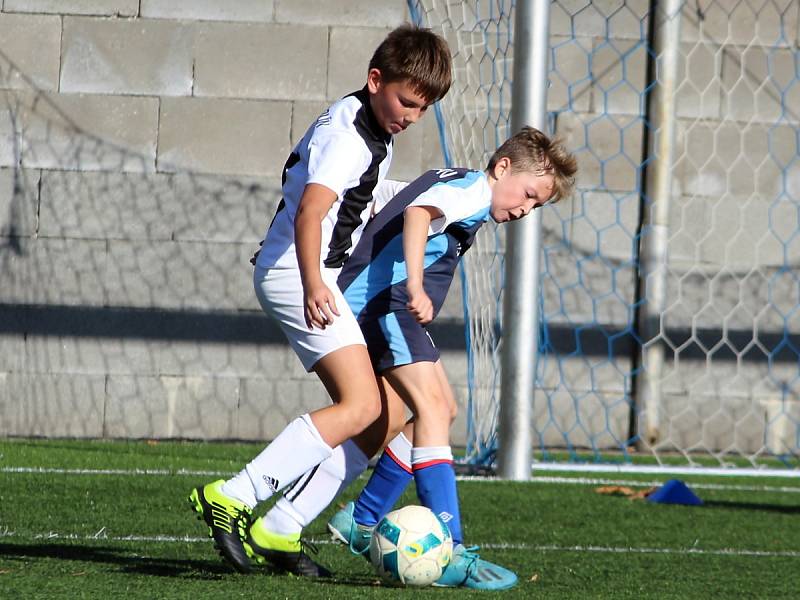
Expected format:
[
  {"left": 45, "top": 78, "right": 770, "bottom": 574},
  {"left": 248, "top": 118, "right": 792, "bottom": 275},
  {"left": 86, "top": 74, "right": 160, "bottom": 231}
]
[
  {"left": 409, "top": 1, "right": 516, "bottom": 462},
  {"left": 409, "top": 0, "right": 800, "bottom": 470}
]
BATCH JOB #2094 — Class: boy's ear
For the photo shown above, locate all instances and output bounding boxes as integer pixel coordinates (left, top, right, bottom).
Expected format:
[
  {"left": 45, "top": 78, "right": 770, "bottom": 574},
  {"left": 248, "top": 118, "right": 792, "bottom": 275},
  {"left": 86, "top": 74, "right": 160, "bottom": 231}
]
[
  {"left": 492, "top": 156, "right": 511, "bottom": 179},
  {"left": 367, "top": 68, "right": 383, "bottom": 94}
]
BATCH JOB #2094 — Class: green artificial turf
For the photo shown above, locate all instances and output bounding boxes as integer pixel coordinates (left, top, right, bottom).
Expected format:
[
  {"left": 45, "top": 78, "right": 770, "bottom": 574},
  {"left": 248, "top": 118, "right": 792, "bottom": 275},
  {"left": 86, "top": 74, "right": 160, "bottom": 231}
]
[{"left": 1, "top": 439, "right": 798, "bottom": 599}]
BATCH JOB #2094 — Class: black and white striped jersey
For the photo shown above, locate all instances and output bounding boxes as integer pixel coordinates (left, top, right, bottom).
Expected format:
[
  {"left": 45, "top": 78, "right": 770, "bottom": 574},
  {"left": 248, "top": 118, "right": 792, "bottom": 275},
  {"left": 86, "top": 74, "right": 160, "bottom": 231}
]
[{"left": 256, "top": 88, "right": 393, "bottom": 270}]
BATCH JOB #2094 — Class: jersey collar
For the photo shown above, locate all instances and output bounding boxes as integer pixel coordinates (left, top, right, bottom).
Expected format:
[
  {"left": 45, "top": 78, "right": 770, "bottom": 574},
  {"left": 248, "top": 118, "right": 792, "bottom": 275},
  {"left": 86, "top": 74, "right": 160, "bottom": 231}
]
[{"left": 350, "top": 87, "right": 392, "bottom": 145}]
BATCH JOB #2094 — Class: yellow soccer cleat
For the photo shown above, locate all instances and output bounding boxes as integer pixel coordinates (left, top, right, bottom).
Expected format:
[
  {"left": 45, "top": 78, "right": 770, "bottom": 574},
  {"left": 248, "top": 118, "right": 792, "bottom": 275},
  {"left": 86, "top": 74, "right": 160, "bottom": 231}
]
[
  {"left": 189, "top": 479, "right": 254, "bottom": 573},
  {"left": 244, "top": 517, "right": 332, "bottom": 578}
]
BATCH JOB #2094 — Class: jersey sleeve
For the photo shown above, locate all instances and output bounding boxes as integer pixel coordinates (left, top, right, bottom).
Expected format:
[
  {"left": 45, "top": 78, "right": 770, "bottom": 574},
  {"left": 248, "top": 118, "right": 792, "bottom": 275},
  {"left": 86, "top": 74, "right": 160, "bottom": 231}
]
[
  {"left": 305, "top": 130, "right": 370, "bottom": 197},
  {"left": 407, "top": 182, "right": 487, "bottom": 235},
  {"left": 372, "top": 179, "right": 408, "bottom": 216}
]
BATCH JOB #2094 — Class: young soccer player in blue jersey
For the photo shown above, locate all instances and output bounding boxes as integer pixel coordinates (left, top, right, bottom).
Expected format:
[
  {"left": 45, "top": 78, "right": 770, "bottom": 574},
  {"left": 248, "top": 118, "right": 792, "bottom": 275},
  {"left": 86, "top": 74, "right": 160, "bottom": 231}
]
[
  {"left": 244, "top": 128, "right": 575, "bottom": 586},
  {"left": 321, "top": 127, "right": 578, "bottom": 589},
  {"left": 188, "top": 24, "right": 452, "bottom": 576}
]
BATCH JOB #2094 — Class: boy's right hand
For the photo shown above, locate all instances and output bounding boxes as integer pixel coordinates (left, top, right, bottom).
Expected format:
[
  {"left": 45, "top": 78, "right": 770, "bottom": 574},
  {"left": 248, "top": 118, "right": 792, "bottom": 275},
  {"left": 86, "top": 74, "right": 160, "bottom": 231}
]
[
  {"left": 406, "top": 285, "right": 433, "bottom": 325},
  {"left": 303, "top": 281, "right": 340, "bottom": 329}
]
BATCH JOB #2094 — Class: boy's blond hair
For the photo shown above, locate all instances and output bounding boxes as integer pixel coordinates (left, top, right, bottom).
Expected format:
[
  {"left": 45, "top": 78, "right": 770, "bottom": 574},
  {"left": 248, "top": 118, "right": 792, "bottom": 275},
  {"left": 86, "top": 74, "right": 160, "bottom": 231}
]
[
  {"left": 369, "top": 24, "right": 452, "bottom": 103},
  {"left": 487, "top": 127, "right": 577, "bottom": 203}
]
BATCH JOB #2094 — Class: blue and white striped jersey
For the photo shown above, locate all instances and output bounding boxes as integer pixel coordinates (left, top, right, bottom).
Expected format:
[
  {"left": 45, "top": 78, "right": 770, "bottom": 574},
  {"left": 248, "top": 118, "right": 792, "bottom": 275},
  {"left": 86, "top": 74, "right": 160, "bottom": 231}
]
[{"left": 338, "top": 168, "right": 491, "bottom": 321}]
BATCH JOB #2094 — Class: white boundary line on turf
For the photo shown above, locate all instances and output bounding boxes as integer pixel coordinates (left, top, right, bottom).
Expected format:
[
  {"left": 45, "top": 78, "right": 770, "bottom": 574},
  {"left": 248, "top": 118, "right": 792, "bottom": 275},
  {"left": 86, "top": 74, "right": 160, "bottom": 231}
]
[
  {"left": 1, "top": 529, "right": 797, "bottom": 559},
  {"left": 4, "top": 466, "right": 800, "bottom": 493},
  {"left": 455, "top": 475, "right": 800, "bottom": 493},
  {"left": 1, "top": 466, "right": 230, "bottom": 477},
  {"left": 531, "top": 463, "right": 800, "bottom": 478}
]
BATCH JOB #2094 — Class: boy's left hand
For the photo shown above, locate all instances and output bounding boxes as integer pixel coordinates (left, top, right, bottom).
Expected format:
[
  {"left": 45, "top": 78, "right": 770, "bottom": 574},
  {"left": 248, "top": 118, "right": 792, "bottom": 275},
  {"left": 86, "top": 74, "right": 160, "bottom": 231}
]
[{"left": 407, "top": 287, "right": 433, "bottom": 325}]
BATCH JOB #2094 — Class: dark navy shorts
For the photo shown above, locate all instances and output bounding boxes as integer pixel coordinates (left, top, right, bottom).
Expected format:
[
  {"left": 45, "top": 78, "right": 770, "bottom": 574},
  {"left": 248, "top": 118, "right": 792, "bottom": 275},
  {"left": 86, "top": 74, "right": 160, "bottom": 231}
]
[{"left": 360, "top": 310, "right": 440, "bottom": 373}]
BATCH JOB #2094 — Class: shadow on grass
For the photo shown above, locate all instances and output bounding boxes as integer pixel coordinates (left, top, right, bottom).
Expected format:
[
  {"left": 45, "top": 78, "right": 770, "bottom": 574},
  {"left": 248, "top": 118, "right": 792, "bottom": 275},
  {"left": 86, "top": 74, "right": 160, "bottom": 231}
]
[
  {"left": 0, "top": 542, "right": 387, "bottom": 588},
  {"left": 0, "top": 542, "right": 232, "bottom": 579},
  {"left": 702, "top": 501, "right": 800, "bottom": 514}
]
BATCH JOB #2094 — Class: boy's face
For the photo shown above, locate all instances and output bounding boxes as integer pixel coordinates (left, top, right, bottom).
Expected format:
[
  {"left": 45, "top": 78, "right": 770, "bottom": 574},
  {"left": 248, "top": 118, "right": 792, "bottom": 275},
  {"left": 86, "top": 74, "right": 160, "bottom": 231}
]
[
  {"left": 367, "top": 68, "right": 430, "bottom": 134},
  {"left": 489, "top": 157, "right": 555, "bottom": 223}
]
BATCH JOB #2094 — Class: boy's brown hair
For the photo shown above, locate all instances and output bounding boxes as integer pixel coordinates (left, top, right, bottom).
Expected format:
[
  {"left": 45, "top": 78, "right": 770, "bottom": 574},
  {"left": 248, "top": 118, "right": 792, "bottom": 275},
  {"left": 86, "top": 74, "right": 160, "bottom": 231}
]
[
  {"left": 487, "top": 127, "right": 578, "bottom": 203},
  {"left": 369, "top": 24, "right": 452, "bottom": 104}
]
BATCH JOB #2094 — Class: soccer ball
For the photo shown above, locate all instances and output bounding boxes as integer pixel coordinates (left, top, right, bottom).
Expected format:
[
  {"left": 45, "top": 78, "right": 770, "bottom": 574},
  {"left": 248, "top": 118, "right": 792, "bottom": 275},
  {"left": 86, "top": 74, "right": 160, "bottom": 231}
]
[{"left": 369, "top": 505, "right": 453, "bottom": 586}]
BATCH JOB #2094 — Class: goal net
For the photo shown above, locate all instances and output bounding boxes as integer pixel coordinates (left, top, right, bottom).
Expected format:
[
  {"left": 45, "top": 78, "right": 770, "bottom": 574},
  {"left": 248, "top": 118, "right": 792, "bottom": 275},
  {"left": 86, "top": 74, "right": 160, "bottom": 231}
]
[{"left": 408, "top": 0, "right": 800, "bottom": 473}]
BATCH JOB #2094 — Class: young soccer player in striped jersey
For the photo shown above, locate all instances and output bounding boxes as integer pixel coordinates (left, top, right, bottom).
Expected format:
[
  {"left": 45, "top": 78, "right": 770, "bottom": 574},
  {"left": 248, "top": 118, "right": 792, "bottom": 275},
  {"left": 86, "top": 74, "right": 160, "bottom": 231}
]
[
  {"left": 188, "top": 24, "right": 452, "bottom": 576},
  {"left": 254, "top": 127, "right": 576, "bottom": 587},
  {"left": 324, "top": 127, "right": 578, "bottom": 589}
]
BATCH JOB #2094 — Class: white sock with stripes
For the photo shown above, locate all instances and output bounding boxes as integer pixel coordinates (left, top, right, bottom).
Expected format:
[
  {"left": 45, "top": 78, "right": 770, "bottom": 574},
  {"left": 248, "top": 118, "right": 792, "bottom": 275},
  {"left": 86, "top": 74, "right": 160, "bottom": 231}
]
[
  {"left": 222, "top": 413, "right": 333, "bottom": 508},
  {"left": 261, "top": 439, "right": 370, "bottom": 534}
]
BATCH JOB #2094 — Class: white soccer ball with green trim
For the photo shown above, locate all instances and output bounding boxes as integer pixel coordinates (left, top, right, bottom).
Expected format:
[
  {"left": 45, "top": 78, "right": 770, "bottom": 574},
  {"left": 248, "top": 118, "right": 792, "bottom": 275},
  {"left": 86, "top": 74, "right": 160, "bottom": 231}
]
[{"left": 369, "top": 505, "right": 453, "bottom": 586}]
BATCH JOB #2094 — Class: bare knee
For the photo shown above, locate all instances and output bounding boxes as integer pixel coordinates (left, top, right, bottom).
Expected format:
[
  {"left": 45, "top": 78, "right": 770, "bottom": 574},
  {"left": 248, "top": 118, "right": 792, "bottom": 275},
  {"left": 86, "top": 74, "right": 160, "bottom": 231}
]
[
  {"left": 348, "top": 394, "right": 382, "bottom": 432},
  {"left": 365, "top": 394, "right": 383, "bottom": 426},
  {"left": 416, "top": 391, "right": 451, "bottom": 424}
]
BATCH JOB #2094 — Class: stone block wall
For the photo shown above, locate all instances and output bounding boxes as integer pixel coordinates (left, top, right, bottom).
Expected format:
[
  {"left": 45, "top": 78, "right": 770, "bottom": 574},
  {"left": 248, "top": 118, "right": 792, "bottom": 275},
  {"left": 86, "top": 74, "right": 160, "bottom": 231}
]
[
  {"left": 0, "top": 2, "right": 468, "bottom": 442},
  {"left": 1, "top": 1, "right": 797, "bottom": 458}
]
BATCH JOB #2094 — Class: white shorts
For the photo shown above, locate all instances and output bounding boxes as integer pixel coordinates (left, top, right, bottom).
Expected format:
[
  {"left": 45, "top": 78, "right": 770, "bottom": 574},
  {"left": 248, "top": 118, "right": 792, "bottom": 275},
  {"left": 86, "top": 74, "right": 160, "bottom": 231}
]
[{"left": 253, "top": 265, "right": 366, "bottom": 371}]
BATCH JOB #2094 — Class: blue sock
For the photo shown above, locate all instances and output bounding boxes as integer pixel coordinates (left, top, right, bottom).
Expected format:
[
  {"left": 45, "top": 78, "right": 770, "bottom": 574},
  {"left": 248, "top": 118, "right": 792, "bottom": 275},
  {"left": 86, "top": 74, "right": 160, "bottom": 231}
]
[
  {"left": 412, "top": 447, "right": 463, "bottom": 545},
  {"left": 353, "top": 445, "right": 413, "bottom": 527}
]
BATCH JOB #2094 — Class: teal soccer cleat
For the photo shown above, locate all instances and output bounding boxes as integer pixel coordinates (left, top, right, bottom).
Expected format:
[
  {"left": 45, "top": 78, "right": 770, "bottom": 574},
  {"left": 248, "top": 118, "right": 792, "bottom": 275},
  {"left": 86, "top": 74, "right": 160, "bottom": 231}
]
[
  {"left": 327, "top": 501, "right": 373, "bottom": 558},
  {"left": 433, "top": 544, "right": 518, "bottom": 590}
]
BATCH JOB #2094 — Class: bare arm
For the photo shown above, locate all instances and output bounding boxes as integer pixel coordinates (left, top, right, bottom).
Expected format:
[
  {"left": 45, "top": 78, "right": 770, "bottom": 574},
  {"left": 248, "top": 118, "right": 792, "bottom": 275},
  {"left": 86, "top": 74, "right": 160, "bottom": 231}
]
[
  {"left": 403, "top": 205, "right": 442, "bottom": 325},
  {"left": 295, "top": 183, "right": 340, "bottom": 329}
]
